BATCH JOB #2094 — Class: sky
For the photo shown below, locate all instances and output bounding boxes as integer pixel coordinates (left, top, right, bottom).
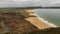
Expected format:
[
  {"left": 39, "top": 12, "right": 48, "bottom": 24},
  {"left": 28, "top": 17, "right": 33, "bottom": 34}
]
[
  {"left": 0, "top": 0, "right": 40, "bottom": 7},
  {"left": 0, "top": 0, "right": 60, "bottom": 7},
  {"left": 39, "top": 0, "right": 60, "bottom": 7}
]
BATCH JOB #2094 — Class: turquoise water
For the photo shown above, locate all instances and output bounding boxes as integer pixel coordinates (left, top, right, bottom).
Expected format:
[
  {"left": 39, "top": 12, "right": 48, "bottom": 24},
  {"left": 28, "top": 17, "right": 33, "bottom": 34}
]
[{"left": 34, "top": 9, "right": 60, "bottom": 26}]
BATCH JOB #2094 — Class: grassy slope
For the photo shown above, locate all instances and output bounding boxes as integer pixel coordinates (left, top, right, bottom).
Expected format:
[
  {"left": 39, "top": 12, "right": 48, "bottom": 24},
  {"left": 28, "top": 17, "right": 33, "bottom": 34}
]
[{"left": 0, "top": 8, "right": 30, "bottom": 17}]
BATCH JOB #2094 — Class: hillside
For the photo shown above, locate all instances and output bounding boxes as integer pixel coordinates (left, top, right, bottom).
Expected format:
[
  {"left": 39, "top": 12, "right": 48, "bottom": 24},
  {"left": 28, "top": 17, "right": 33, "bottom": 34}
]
[
  {"left": 0, "top": 11, "right": 39, "bottom": 34},
  {"left": 29, "top": 27, "right": 60, "bottom": 34}
]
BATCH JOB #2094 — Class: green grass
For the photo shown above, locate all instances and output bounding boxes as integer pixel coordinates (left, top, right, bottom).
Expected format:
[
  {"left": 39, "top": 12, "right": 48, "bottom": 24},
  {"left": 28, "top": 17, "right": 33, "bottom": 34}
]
[{"left": 0, "top": 8, "right": 30, "bottom": 17}]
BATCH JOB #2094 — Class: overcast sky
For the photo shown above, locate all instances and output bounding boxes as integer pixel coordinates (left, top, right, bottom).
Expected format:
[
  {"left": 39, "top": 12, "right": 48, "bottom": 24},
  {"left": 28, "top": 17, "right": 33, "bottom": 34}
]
[
  {"left": 0, "top": 0, "right": 36, "bottom": 7},
  {"left": 0, "top": 0, "right": 60, "bottom": 7}
]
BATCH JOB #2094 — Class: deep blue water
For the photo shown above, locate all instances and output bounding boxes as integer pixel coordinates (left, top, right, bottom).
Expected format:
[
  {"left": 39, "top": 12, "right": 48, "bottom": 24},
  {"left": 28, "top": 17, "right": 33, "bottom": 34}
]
[{"left": 35, "top": 9, "right": 60, "bottom": 26}]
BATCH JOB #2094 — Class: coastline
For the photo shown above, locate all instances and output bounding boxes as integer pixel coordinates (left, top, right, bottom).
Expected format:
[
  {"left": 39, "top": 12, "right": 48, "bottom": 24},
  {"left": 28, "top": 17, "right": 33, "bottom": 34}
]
[{"left": 33, "top": 10, "right": 58, "bottom": 27}]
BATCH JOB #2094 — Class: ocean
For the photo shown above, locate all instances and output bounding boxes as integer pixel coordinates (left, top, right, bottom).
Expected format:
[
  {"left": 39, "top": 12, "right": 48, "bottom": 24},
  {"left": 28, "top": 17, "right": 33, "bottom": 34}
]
[{"left": 34, "top": 9, "right": 60, "bottom": 26}]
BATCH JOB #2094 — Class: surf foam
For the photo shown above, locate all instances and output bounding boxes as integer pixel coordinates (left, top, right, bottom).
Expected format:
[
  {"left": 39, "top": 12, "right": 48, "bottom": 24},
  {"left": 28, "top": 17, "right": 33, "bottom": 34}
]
[{"left": 33, "top": 10, "right": 58, "bottom": 27}]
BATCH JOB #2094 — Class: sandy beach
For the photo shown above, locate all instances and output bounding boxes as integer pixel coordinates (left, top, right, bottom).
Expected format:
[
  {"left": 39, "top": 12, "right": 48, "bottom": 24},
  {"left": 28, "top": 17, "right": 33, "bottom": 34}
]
[{"left": 25, "top": 10, "right": 52, "bottom": 29}]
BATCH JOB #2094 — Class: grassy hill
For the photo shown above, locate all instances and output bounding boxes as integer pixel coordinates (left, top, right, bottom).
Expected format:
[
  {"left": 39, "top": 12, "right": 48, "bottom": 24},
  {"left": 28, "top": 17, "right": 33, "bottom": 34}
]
[{"left": 0, "top": 8, "right": 30, "bottom": 17}]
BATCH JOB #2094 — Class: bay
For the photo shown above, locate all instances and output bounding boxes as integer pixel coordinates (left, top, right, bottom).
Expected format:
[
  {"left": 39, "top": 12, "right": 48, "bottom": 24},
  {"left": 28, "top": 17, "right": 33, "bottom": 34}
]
[{"left": 34, "top": 9, "right": 60, "bottom": 26}]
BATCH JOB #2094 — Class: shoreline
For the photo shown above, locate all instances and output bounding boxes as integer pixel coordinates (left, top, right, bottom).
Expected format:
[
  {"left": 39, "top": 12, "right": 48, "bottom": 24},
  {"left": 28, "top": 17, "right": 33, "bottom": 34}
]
[
  {"left": 33, "top": 10, "right": 58, "bottom": 27},
  {"left": 26, "top": 10, "right": 51, "bottom": 29}
]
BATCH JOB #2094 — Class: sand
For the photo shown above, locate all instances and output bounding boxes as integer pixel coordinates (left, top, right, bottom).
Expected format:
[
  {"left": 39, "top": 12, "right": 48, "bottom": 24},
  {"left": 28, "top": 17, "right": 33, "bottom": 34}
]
[{"left": 25, "top": 10, "right": 52, "bottom": 29}]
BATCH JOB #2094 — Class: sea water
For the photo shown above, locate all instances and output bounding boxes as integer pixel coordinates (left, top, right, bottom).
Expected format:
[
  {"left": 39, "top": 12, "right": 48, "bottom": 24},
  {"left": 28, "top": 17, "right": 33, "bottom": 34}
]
[{"left": 34, "top": 9, "right": 60, "bottom": 26}]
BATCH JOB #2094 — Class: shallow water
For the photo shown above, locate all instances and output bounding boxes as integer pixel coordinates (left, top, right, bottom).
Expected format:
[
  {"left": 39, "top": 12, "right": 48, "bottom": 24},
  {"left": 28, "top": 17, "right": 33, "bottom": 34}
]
[{"left": 34, "top": 9, "right": 60, "bottom": 26}]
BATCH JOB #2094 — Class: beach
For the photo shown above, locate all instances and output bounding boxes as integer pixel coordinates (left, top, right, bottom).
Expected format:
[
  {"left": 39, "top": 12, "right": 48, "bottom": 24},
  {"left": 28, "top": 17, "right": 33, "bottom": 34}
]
[
  {"left": 25, "top": 9, "right": 57, "bottom": 29},
  {"left": 33, "top": 10, "right": 57, "bottom": 27}
]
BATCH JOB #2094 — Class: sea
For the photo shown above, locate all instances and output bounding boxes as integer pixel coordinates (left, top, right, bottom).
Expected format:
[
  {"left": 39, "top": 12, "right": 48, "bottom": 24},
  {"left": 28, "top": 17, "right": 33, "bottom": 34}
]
[{"left": 34, "top": 9, "right": 60, "bottom": 26}]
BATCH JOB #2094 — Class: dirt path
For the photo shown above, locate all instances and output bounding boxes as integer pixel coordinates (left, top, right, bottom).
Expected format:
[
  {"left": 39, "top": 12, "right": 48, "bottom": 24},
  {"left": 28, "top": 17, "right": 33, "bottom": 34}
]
[{"left": 25, "top": 10, "right": 51, "bottom": 29}]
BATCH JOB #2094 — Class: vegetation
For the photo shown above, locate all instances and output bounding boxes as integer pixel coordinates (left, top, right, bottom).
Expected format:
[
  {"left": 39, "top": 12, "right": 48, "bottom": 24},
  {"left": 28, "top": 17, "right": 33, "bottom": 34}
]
[
  {"left": 28, "top": 27, "right": 60, "bottom": 34},
  {"left": 0, "top": 10, "right": 38, "bottom": 34},
  {"left": 0, "top": 8, "right": 30, "bottom": 17},
  {"left": 1, "top": 27, "right": 60, "bottom": 34}
]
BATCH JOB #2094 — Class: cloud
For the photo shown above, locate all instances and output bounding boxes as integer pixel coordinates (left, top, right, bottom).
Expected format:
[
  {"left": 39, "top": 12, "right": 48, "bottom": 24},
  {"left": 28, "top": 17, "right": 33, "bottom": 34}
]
[{"left": 0, "top": 0, "right": 60, "bottom": 7}]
